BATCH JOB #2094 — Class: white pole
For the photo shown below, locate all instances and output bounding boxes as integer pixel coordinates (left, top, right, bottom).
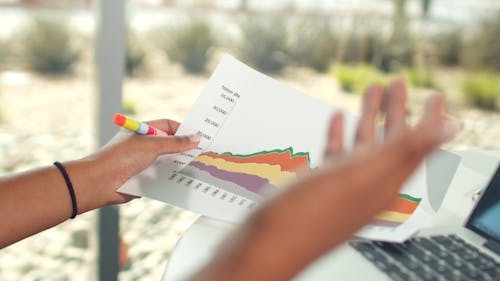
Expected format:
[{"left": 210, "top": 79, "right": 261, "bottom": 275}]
[{"left": 94, "top": 0, "right": 125, "bottom": 280}]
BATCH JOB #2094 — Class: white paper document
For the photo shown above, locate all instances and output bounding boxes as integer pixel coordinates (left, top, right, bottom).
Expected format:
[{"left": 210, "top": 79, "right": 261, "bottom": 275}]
[{"left": 119, "top": 54, "right": 432, "bottom": 242}]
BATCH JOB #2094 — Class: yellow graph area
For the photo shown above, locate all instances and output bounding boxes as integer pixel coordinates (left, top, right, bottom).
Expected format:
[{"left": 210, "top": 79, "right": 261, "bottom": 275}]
[
  {"left": 375, "top": 211, "right": 411, "bottom": 223},
  {"left": 195, "top": 155, "right": 297, "bottom": 187}
]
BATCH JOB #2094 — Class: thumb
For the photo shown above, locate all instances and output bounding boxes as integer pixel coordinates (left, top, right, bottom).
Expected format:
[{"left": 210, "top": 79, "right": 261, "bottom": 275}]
[{"left": 148, "top": 134, "right": 201, "bottom": 155}]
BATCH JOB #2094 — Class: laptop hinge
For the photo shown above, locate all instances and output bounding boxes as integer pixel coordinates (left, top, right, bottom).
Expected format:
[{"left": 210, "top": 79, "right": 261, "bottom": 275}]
[{"left": 484, "top": 239, "right": 500, "bottom": 256}]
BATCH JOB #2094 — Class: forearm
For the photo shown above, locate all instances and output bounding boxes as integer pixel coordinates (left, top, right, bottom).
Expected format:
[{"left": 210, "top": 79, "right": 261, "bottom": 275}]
[
  {"left": 237, "top": 132, "right": 436, "bottom": 280},
  {"left": 0, "top": 119, "right": 199, "bottom": 249},
  {"left": 193, "top": 83, "right": 452, "bottom": 281},
  {"left": 194, "top": 152, "right": 423, "bottom": 281},
  {"left": 245, "top": 171, "right": 397, "bottom": 279},
  {"left": 193, "top": 175, "right": 395, "bottom": 280},
  {"left": 0, "top": 159, "right": 108, "bottom": 248}
]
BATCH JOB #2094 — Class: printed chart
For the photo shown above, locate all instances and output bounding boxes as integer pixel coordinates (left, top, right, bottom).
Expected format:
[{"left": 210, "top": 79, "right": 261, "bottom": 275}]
[
  {"left": 372, "top": 194, "right": 421, "bottom": 227},
  {"left": 356, "top": 162, "right": 431, "bottom": 242},
  {"left": 118, "top": 54, "right": 348, "bottom": 223},
  {"left": 118, "top": 54, "right": 431, "bottom": 242},
  {"left": 183, "top": 148, "right": 311, "bottom": 198}
]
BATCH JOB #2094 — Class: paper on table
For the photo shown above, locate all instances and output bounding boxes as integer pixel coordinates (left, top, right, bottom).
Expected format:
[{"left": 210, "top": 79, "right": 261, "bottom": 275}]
[
  {"left": 439, "top": 164, "right": 490, "bottom": 223},
  {"left": 118, "top": 54, "right": 431, "bottom": 242}
]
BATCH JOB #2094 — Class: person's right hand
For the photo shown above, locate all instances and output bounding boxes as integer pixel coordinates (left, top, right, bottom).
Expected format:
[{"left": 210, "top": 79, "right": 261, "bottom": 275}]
[
  {"left": 65, "top": 119, "right": 200, "bottom": 215},
  {"left": 190, "top": 80, "right": 461, "bottom": 281}
]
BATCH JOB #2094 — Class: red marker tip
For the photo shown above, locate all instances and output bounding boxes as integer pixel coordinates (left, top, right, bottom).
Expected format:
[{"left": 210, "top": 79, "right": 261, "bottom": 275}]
[{"left": 113, "top": 113, "right": 126, "bottom": 126}]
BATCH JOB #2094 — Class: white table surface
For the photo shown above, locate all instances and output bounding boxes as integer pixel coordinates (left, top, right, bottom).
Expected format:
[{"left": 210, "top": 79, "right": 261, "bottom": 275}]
[{"left": 162, "top": 150, "right": 500, "bottom": 281}]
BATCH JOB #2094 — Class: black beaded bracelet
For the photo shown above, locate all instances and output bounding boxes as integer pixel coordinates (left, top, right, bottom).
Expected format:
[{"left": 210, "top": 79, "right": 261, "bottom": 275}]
[{"left": 53, "top": 161, "right": 78, "bottom": 219}]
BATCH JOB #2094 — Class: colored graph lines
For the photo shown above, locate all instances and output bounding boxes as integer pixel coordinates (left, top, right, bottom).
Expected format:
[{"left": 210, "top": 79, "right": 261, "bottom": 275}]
[
  {"left": 184, "top": 147, "right": 311, "bottom": 195},
  {"left": 372, "top": 194, "right": 422, "bottom": 228}
]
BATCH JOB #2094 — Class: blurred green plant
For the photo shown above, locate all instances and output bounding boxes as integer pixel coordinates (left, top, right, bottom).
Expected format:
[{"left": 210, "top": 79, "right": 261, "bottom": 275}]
[
  {"left": 336, "top": 18, "right": 413, "bottom": 73},
  {"left": 377, "top": 37, "right": 415, "bottom": 72},
  {"left": 126, "top": 29, "right": 147, "bottom": 76},
  {"left": 288, "top": 17, "right": 337, "bottom": 72},
  {"left": 431, "top": 28, "right": 462, "bottom": 66},
  {"left": 122, "top": 99, "right": 137, "bottom": 115},
  {"left": 462, "top": 72, "right": 500, "bottom": 110},
  {"left": 163, "top": 18, "right": 215, "bottom": 74},
  {"left": 332, "top": 0, "right": 429, "bottom": 73},
  {"left": 238, "top": 15, "right": 288, "bottom": 73},
  {"left": 462, "top": 12, "right": 500, "bottom": 71},
  {"left": 332, "top": 64, "right": 387, "bottom": 94},
  {"left": 21, "top": 17, "right": 80, "bottom": 75},
  {"left": 405, "top": 67, "right": 437, "bottom": 89}
]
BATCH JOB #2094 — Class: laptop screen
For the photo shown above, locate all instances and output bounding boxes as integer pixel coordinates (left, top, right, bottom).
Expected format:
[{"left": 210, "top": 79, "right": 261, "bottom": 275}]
[{"left": 466, "top": 165, "right": 500, "bottom": 242}]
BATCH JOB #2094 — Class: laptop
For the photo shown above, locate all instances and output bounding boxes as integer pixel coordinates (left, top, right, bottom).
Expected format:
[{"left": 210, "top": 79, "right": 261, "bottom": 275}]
[{"left": 295, "top": 164, "right": 500, "bottom": 281}]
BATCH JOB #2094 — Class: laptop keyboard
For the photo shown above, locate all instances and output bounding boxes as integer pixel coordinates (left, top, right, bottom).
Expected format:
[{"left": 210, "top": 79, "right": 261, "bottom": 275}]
[{"left": 350, "top": 235, "right": 500, "bottom": 281}]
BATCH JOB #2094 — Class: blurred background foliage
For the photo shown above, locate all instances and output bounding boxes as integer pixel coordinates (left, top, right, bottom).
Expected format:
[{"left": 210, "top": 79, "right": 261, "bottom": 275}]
[
  {"left": 161, "top": 17, "right": 216, "bottom": 73},
  {"left": 125, "top": 27, "right": 147, "bottom": 77},
  {"left": 462, "top": 72, "right": 500, "bottom": 111},
  {"left": 462, "top": 12, "right": 500, "bottom": 72},
  {"left": 1, "top": 0, "right": 499, "bottom": 107},
  {"left": 288, "top": 16, "right": 338, "bottom": 72},
  {"left": 237, "top": 15, "right": 289, "bottom": 73},
  {"left": 405, "top": 67, "right": 437, "bottom": 89},
  {"left": 333, "top": 64, "right": 387, "bottom": 94},
  {"left": 21, "top": 17, "right": 81, "bottom": 75}
]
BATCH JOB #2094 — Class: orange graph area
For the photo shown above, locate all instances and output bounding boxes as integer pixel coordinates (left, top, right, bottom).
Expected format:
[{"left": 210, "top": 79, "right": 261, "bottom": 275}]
[
  {"left": 188, "top": 147, "right": 311, "bottom": 192},
  {"left": 201, "top": 147, "right": 310, "bottom": 172},
  {"left": 372, "top": 194, "right": 421, "bottom": 227}
]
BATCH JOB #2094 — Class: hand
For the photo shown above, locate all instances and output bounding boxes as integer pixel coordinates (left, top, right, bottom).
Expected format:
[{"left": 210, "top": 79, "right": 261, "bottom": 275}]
[
  {"left": 67, "top": 119, "right": 200, "bottom": 213},
  {"left": 190, "top": 80, "right": 461, "bottom": 281},
  {"left": 326, "top": 79, "right": 409, "bottom": 158},
  {"left": 326, "top": 79, "right": 459, "bottom": 158}
]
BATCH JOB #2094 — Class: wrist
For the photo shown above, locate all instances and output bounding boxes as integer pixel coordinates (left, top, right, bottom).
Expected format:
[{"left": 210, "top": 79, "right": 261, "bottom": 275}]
[
  {"left": 53, "top": 162, "right": 78, "bottom": 219},
  {"left": 62, "top": 157, "right": 122, "bottom": 214}
]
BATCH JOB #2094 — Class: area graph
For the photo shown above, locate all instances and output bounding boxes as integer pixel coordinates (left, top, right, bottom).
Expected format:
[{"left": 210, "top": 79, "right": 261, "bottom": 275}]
[
  {"left": 180, "top": 147, "right": 311, "bottom": 198},
  {"left": 371, "top": 194, "right": 422, "bottom": 227}
]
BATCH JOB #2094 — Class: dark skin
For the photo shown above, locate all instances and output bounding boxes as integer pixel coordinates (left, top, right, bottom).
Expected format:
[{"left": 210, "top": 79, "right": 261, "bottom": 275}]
[
  {"left": 0, "top": 120, "right": 200, "bottom": 249},
  {"left": 189, "top": 79, "right": 461, "bottom": 281}
]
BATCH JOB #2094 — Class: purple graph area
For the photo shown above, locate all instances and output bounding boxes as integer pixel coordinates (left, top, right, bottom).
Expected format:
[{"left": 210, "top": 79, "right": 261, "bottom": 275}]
[
  {"left": 189, "top": 161, "right": 277, "bottom": 194},
  {"left": 370, "top": 219, "right": 401, "bottom": 228}
]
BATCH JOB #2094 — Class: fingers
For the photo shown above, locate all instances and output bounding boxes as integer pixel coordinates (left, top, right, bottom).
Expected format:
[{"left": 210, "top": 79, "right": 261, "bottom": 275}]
[
  {"left": 355, "top": 84, "right": 385, "bottom": 145},
  {"left": 324, "top": 112, "right": 344, "bottom": 157},
  {"left": 396, "top": 95, "right": 450, "bottom": 162},
  {"left": 355, "top": 79, "right": 409, "bottom": 145},
  {"left": 384, "top": 79, "right": 408, "bottom": 136},
  {"left": 364, "top": 94, "right": 460, "bottom": 193},
  {"left": 148, "top": 134, "right": 201, "bottom": 155},
  {"left": 418, "top": 94, "right": 462, "bottom": 143},
  {"left": 145, "top": 119, "right": 182, "bottom": 135},
  {"left": 132, "top": 118, "right": 201, "bottom": 155},
  {"left": 441, "top": 114, "right": 463, "bottom": 143}
]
